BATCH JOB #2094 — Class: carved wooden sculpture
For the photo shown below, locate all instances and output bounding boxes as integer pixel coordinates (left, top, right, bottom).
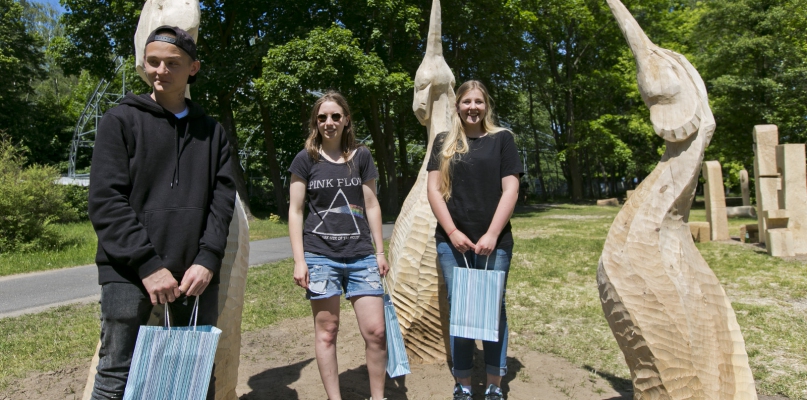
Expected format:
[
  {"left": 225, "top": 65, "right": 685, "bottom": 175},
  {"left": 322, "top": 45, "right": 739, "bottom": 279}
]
[
  {"left": 134, "top": 0, "right": 201, "bottom": 98},
  {"left": 387, "top": 0, "right": 455, "bottom": 364},
  {"left": 81, "top": 196, "right": 249, "bottom": 400},
  {"left": 703, "top": 161, "right": 729, "bottom": 241},
  {"left": 597, "top": 0, "right": 757, "bottom": 398}
]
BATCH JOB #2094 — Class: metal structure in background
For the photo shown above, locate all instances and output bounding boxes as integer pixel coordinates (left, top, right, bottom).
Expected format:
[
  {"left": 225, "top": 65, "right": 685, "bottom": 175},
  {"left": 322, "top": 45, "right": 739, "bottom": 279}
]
[{"left": 67, "top": 57, "right": 127, "bottom": 179}]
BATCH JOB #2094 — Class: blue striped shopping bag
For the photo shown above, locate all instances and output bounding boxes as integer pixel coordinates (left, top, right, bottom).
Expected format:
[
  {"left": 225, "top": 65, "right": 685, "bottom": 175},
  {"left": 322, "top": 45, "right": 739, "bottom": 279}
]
[
  {"left": 123, "top": 297, "right": 221, "bottom": 400},
  {"left": 449, "top": 255, "right": 506, "bottom": 342},
  {"left": 383, "top": 278, "right": 411, "bottom": 378}
]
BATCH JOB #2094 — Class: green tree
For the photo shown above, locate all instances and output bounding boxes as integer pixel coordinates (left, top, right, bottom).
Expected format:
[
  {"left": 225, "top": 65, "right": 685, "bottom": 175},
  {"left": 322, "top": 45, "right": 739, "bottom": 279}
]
[
  {"left": 257, "top": 26, "right": 411, "bottom": 214},
  {"left": 0, "top": 0, "right": 44, "bottom": 138},
  {"left": 693, "top": 0, "right": 807, "bottom": 170}
]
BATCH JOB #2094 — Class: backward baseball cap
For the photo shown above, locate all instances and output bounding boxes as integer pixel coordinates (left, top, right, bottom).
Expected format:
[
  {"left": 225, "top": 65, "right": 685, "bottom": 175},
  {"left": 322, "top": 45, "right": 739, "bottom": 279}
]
[{"left": 145, "top": 25, "right": 199, "bottom": 84}]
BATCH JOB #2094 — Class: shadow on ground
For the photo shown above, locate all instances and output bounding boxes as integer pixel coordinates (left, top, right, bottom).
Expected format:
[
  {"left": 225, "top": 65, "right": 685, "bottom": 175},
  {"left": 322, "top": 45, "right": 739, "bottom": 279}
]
[{"left": 240, "top": 358, "right": 314, "bottom": 400}]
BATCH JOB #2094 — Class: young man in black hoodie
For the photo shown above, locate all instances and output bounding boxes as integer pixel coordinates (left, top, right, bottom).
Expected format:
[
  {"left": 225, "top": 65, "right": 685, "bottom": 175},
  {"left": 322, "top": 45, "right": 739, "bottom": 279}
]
[{"left": 88, "top": 26, "right": 235, "bottom": 400}]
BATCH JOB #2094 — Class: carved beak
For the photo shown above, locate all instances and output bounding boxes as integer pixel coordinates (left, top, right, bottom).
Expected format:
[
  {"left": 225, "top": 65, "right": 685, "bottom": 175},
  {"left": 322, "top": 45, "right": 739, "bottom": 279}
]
[
  {"left": 413, "top": 82, "right": 433, "bottom": 125},
  {"left": 607, "top": 0, "right": 701, "bottom": 142}
]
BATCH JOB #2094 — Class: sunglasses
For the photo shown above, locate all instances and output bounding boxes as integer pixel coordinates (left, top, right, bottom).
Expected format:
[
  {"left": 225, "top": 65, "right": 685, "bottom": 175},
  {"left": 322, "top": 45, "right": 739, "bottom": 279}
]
[{"left": 317, "top": 113, "right": 343, "bottom": 123}]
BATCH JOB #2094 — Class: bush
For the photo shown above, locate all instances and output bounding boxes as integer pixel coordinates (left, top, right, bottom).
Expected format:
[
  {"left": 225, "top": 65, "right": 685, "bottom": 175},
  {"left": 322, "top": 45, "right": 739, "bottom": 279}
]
[
  {"left": 0, "top": 137, "right": 74, "bottom": 252},
  {"left": 60, "top": 184, "right": 89, "bottom": 222}
]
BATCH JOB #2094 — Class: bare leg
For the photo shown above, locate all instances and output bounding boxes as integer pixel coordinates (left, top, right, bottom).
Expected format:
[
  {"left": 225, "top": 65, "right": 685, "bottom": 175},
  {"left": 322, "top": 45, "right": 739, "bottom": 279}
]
[
  {"left": 350, "top": 295, "right": 386, "bottom": 400},
  {"left": 312, "top": 296, "right": 342, "bottom": 400},
  {"left": 486, "top": 373, "right": 502, "bottom": 387}
]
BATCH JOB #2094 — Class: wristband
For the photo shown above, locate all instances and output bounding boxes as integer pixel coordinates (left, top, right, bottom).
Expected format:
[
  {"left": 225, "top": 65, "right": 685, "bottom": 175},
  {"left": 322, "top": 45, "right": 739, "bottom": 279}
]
[
  {"left": 447, "top": 228, "right": 458, "bottom": 237},
  {"left": 375, "top": 252, "right": 385, "bottom": 256}
]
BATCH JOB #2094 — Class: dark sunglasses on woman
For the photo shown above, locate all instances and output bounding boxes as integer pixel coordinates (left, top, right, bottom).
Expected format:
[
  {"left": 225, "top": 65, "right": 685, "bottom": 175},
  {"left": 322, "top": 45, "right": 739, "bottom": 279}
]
[{"left": 317, "top": 113, "right": 343, "bottom": 123}]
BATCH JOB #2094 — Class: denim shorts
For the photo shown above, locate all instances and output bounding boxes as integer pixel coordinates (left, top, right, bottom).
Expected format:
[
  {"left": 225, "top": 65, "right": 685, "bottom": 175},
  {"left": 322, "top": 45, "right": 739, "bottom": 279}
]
[{"left": 304, "top": 252, "right": 383, "bottom": 300}]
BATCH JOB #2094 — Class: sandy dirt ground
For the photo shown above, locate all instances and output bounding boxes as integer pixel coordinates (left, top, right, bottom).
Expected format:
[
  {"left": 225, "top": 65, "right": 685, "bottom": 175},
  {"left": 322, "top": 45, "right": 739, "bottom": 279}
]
[{"left": 0, "top": 309, "right": 789, "bottom": 400}]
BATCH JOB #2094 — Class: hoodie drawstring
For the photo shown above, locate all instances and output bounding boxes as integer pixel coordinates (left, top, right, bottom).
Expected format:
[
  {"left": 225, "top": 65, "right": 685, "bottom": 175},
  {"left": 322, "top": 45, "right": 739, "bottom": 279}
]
[{"left": 171, "top": 119, "right": 190, "bottom": 188}]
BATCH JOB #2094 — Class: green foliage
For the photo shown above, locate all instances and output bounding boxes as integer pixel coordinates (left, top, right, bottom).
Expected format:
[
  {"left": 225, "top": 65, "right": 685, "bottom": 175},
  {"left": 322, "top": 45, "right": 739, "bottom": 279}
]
[
  {"left": 694, "top": 0, "right": 807, "bottom": 168},
  {"left": 60, "top": 184, "right": 89, "bottom": 222},
  {"left": 0, "top": 138, "right": 75, "bottom": 252},
  {"left": 0, "top": 0, "right": 44, "bottom": 137}
]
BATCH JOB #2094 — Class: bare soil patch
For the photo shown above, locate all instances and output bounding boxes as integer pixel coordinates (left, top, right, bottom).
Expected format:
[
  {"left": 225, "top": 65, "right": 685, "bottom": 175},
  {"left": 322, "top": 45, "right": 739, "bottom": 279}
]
[{"left": 0, "top": 309, "right": 791, "bottom": 400}]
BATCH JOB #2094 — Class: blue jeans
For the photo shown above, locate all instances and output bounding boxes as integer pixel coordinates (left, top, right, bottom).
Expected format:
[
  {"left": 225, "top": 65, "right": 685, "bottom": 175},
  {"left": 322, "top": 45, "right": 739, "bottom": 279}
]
[
  {"left": 436, "top": 241, "right": 511, "bottom": 378},
  {"left": 304, "top": 252, "right": 384, "bottom": 300},
  {"left": 91, "top": 282, "right": 219, "bottom": 400}
]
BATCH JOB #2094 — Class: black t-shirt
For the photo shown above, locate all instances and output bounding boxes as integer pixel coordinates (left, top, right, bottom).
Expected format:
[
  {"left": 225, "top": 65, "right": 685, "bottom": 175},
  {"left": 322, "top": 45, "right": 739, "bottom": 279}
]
[
  {"left": 426, "top": 130, "right": 524, "bottom": 247},
  {"left": 289, "top": 146, "right": 379, "bottom": 258}
]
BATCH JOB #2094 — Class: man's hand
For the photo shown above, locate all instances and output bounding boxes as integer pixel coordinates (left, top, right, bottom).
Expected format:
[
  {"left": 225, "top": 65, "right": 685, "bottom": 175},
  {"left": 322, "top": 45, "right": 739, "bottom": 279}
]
[
  {"left": 179, "top": 264, "right": 213, "bottom": 297},
  {"left": 142, "top": 268, "right": 180, "bottom": 305}
]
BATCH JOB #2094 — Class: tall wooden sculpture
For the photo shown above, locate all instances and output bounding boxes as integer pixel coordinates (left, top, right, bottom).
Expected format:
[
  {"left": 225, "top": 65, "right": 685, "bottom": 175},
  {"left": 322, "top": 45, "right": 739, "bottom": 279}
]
[
  {"left": 597, "top": 0, "right": 757, "bottom": 398},
  {"left": 387, "top": 0, "right": 455, "bottom": 364}
]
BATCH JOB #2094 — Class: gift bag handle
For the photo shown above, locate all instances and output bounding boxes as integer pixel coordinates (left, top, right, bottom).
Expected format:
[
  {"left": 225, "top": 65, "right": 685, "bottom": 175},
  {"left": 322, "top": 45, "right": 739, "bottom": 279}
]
[
  {"left": 461, "top": 253, "right": 490, "bottom": 271},
  {"left": 382, "top": 276, "right": 396, "bottom": 307},
  {"left": 163, "top": 296, "right": 201, "bottom": 331}
]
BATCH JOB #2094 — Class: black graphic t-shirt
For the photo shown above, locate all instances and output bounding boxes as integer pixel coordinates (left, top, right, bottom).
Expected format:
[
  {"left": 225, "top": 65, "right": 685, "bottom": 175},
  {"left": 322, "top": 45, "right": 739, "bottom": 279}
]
[
  {"left": 426, "top": 130, "right": 524, "bottom": 247},
  {"left": 289, "top": 146, "right": 379, "bottom": 258}
]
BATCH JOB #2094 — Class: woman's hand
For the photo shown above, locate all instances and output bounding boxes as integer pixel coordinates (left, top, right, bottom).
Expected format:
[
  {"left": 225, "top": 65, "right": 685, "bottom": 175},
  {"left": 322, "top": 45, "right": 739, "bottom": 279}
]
[
  {"left": 450, "top": 230, "right": 477, "bottom": 254},
  {"left": 293, "top": 261, "right": 310, "bottom": 289},
  {"left": 376, "top": 254, "right": 389, "bottom": 276},
  {"left": 475, "top": 232, "right": 498, "bottom": 256}
]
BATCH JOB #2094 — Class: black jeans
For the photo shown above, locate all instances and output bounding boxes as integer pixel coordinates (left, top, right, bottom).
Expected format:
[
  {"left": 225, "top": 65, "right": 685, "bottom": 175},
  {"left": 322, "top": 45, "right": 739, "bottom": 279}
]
[{"left": 91, "top": 282, "right": 219, "bottom": 400}]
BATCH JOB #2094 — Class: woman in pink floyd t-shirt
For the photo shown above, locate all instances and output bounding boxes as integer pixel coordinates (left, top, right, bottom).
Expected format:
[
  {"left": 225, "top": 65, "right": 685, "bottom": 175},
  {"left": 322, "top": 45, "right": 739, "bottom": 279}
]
[{"left": 288, "top": 91, "right": 389, "bottom": 400}]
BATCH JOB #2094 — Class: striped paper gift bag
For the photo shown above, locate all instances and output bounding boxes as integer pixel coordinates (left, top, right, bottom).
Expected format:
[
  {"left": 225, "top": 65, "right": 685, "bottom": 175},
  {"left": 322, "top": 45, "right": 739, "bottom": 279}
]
[
  {"left": 449, "top": 255, "right": 506, "bottom": 342},
  {"left": 383, "top": 278, "right": 411, "bottom": 378},
  {"left": 123, "top": 298, "right": 221, "bottom": 400}
]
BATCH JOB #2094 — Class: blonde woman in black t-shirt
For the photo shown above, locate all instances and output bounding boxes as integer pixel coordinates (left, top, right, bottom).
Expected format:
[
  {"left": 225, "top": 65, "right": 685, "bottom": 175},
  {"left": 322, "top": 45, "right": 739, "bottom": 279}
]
[
  {"left": 426, "top": 81, "right": 523, "bottom": 400},
  {"left": 288, "top": 91, "right": 389, "bottom": 400}
]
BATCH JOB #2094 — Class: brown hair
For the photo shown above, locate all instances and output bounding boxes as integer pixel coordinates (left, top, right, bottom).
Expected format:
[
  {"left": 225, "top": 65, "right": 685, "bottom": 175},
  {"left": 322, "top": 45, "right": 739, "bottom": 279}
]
[
  {"left": 304, "top": 91, "right": 358, "bottom": 163},
  {"left": 437, "top": 80, "right": 505, "bottom": 200}
]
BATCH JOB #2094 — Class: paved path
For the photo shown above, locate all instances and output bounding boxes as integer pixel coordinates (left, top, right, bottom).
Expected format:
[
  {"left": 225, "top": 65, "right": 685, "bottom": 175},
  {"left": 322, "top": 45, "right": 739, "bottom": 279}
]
[{"left": 0, "top": 224, "right": 394, "bottom": 319}]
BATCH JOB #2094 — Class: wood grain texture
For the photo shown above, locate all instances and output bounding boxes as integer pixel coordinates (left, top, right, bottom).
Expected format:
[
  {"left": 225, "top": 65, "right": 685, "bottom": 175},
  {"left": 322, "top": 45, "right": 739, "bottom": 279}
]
[
  {"left": 597, "top": 0, "right": 757, "bottom": 398},
  {"left": 212, "top": 194, "right": 250, "bottom": 400},
  {"left": 703, "top": 161, "right": 729, "bottom": 241},
  {"left": 386, "top": 0, "right": 455, "bottom": 364}
]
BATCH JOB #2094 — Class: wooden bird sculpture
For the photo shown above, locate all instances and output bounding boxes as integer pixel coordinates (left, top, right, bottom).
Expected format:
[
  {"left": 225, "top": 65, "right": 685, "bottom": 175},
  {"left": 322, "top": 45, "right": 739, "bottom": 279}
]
[
  {"left": 386, "top": 0, "right": 456, "bottom": 364},
  {"left": 597, "top": 0, "right": 757, "bottom": 398}
]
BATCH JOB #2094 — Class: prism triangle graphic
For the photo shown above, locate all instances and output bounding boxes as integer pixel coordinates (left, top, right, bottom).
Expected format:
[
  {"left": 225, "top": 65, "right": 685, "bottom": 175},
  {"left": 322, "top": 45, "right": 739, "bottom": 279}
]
[{"left": 312, "top": 188, "right": 362, "bottom": 236}]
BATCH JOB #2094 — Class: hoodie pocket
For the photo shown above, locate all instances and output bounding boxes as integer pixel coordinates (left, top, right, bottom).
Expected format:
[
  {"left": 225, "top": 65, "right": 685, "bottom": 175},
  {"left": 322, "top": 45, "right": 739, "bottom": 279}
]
[{"left": 144, "top": 207, "right": 205, "bottom": 274}]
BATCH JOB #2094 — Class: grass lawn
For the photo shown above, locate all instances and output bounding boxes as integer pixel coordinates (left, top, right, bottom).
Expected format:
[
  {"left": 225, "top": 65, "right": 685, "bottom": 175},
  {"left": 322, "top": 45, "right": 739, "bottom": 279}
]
[
  {"left": 0, "top": 213, "right": 290, "bottom": 277},
  {"left": 1, "top": 204, "right": 804, "bottom": 398},
  {"left": 0, "top": 221, "right": 97, "bottom": 277}
]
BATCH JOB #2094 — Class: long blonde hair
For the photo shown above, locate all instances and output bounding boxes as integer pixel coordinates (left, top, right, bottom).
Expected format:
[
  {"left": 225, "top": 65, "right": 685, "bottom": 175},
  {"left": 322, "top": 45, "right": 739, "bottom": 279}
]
[
  {"left": 438, "top": 80, "right": 505, "bottom": 200},
  {"left": 304, "top": 91, "right": 358, "bottom": 163}
]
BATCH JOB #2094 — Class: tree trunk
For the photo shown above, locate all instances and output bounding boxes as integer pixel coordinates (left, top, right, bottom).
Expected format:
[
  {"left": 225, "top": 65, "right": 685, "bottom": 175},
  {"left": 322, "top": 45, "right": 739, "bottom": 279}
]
[
  {"left": 364, "top": 95, "right": 398, "bottom": 214},
  {"left": 217, "top": 93, "right": 253, "bottom": 219},
  {"left": 396, "top": 107, "right": 410, "bottom": 190},
  {"left": 258, "top": 98, "right": 288, "bottom": 219},
  {"left": 382, "top": 99, "right": 399, "bottom": 214},
  {"left": 527, "top": 82, "right": 547, "bottom": 200},
  {"left": 362, "top": 96, "right": 390, "bottom": 215}
]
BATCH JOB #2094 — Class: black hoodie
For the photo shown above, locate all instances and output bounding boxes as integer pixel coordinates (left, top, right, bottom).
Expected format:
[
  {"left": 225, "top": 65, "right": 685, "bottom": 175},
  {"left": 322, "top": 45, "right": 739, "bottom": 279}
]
[{"left": 89, "top": 93, "right": 236, "bottom": 285}]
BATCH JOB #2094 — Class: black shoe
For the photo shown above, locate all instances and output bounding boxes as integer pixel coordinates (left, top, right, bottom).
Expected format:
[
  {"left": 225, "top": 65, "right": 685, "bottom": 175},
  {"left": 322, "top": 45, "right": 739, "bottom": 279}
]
[
  {"left": 453, "top": 383, "right": 472, "bottom": 400},
  {"left": 485, "top": 384, "right": 503, "bottom": 400}
]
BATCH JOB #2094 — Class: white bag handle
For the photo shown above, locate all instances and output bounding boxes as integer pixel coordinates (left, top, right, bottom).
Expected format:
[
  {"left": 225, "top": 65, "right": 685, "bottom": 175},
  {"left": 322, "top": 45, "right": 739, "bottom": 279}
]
[
  {"left": 163, "top": 296, "right": 201, "bottom": 330},
  {"left": 461, "top": 253, "right": 490, "bottom": 270}
]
